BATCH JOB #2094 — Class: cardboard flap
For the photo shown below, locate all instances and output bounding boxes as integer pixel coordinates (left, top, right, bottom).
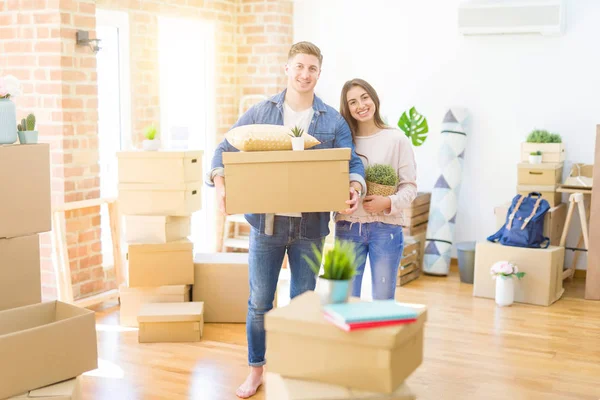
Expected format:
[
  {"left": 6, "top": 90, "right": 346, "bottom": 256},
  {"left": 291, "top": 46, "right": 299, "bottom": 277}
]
[
  {"left": 117, "top": 150, "right": 203, "bottom": 160},
  {"left": 223, "top": 148, "right": 351, "bottom": 165},
  {"left": 119, "top": 284, "right": 190, "bottom": 295},
  {"left": 118, "top": 181, "right": 201, "bottom": 191},
  {"left": 137, "top": 302, "right": 204, "bottom": 323},
  {"left": 265, "top": 292, "right": 426, "bottom": 349},
  {"left": 27, "top": 377, "right": 80, "bottom": 397},
  {"left": 194, "top": 252, "right": 249, "bottom": 265},
  {"left": 129, "top": 239, "right": 193, "bottom": 254},
  {"left": 517, "top": 162, "right": 563, "bottom": 170}
]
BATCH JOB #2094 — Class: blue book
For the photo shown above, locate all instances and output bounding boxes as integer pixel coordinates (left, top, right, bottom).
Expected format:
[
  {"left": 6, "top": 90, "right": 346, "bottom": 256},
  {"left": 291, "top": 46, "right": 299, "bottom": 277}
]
[{"left": 323, "top": 300, "right": 419, "bottom": 324}]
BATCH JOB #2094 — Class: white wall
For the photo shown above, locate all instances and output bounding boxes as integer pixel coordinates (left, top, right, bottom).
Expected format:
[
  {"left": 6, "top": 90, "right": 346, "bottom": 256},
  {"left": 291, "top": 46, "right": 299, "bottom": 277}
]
[{"left": 294, "top": 0, "right": 599, "bottom": 269}]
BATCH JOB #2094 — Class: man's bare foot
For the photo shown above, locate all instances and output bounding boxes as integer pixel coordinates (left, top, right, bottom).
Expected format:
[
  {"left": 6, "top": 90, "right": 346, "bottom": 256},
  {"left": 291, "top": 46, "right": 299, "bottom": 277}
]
[{"left": 236, "top": 366, "right": 264, "bottom": 399}]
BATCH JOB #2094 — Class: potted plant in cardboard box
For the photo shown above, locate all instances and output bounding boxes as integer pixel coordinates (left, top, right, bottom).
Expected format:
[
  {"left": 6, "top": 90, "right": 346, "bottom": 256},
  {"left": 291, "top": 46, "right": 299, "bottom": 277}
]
[
  {"left": 0, "top": 74, "right": 22, "bottom": 145},
  {"left": 522, "top": 129, "right": 563, "bottom": 163},
  {"left": 288, "top": 125, "right": 304, "bottom": 151},
  {"left": 490, "top": 261, "right": 526, "bottom": 307},
  {"left": 17, "top": 113, "right": 38, "bottom": 144},
  {"left": 365, "top": 164, "right": 399, "bottom": 196},
  {"left": 529, "top": 150, "right": 542, "bottom": 164},
  {"left": 304, "top": 240, "right": 362, "bottom": 305},
  {"left": 142, "top": 124, "right": 160, "bottom": 151}
]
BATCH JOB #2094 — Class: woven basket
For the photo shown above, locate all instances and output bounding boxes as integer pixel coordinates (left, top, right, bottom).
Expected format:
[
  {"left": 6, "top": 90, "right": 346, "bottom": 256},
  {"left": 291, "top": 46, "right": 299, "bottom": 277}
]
[{"left": 366, "top": 181, "right": 397, "bottom": 196}]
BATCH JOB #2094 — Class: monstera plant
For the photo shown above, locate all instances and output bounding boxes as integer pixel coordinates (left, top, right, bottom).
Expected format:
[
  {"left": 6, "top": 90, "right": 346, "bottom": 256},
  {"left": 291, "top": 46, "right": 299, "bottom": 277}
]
[{"left": 398, "top": 107, "right": 429, "bottom": 146}]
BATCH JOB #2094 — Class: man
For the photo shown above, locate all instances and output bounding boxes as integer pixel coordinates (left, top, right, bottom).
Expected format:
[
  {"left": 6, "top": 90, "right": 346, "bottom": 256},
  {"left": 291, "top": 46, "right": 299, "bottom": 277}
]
[{"left": 206, "top": 41, "right": 366, "bottom": 398}]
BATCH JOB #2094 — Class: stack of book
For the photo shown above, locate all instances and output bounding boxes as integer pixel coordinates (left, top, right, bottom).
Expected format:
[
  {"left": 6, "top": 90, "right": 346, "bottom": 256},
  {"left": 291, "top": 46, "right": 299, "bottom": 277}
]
[{"left": 323, "top": 300, "right": 419, "bottom": 332}]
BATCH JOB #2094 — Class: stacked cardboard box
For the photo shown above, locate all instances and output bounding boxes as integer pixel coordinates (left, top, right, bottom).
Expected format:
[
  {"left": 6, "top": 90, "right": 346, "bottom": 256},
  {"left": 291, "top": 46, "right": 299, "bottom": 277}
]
[
  {"left": 397, "top": 238, "right": 421, "bottom": 287},
  {"left": 117, "top": 150, "right": 203, "bottom": 341},
  {"left": 265, "top": 291, "right": 426, "bottom": 398},
  {"left": 518, "top": 142, "right": 565, "bottom": 207},
  {"left": 0, "top": 144, "right": 97, "bottom": 399}
]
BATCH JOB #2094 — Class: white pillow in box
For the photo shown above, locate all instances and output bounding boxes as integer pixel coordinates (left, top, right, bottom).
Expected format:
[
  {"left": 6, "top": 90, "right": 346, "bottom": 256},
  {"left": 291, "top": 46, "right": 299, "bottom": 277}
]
[{"left": 225, "top": 124, "right": 320, "bottom": 151}]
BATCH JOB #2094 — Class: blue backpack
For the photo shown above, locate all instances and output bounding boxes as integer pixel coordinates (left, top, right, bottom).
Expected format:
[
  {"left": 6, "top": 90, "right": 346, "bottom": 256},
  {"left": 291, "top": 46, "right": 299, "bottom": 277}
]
[{"left": 487, "top": 192, "right": 551, "bottom": 248}]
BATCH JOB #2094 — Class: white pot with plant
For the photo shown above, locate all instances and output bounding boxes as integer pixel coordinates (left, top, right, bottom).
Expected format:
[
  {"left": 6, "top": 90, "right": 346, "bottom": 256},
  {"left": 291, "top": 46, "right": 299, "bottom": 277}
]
[
  {"left": 304, "top": 240, "right": 362, "bottom": 305},
  {"left": 142, "top": 125, "right": 160, "bottom": 151},
  {"left": 490, "top": 261, "right": 526, "bottom": 307},
  {"left": 365, "top": 164, "right": 399, "bottom": 197},
  {"left": 0, "top": 74, "right": 22, "bottom": 145},
  {"left": 521, "top": 129, "right": 563, "bottom": 163},
  {"left": 17, "top": 113, "right": 38, "bottom": 144},
  {"left": 288, "top": 125, "right": 305, "bottom": 151},
  {"left": 529, "top": 150, "right": 542, "bottom": 164}
]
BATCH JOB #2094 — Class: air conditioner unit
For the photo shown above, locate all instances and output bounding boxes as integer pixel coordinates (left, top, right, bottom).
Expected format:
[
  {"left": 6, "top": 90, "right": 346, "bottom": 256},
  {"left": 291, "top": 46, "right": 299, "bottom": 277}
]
[{"left": 458, "top": 0, "right": 566, "bottom": 36}]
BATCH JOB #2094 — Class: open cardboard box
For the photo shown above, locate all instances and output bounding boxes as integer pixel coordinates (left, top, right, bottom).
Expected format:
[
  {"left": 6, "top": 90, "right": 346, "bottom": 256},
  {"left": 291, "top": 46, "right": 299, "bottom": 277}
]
[
  {"left": 9, "top": 377, "right": 81, "bottom": 400},
  {"left": 0, "top": 302, "right": 97, "bottom": 399}
]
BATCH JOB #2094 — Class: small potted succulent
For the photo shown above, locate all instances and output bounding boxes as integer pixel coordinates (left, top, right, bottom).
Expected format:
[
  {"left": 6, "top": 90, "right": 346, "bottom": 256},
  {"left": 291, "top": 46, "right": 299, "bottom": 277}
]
[
  {"left": 142, "top": 124, "right": 160, "bottom": 151},
  {"left": 304, "top": 240, "right": 362, "bottom": 305},
  {"left": 288, "top": 125, "right": 304, "bottom": 151},
  {"left": 17, "top": 113, "right": 38, "bottom": 144},
  {"left": 529, "top": 150, "right": 542, "bottom": 164},
  {"left": 490, "top": 261, "right": 526, "bottom": 307},
  {"left": 365, "top": 164, "right": 399, "bottom": 196}
]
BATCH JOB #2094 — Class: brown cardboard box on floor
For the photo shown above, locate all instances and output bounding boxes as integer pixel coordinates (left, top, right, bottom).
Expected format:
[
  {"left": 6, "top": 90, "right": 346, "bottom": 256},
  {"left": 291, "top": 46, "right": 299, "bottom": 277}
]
[
  {"left": 118, "top": 181, "right": 202, "bottom": 216},
  {"left": 124, "top": 215, "right": 191, "bottom": 244},
  {"left": 473, "top": 241, "right": 565, "bottom": 306},
  {"left": 0, "top": 234, "right": 41, "bottom": 312},
  {"left": 223, "top": 148, "right": 350, "bottom": 214},
  {"left": 265, "top": 372, "right": 416, "bottom": 400},
  {"left": 0, "top": 302, "right": 97, "bottom": 399},
  {"left": 137, "top": 302, "right": 204, "bottom": 343},
  {"left": 127, "top": 239, "right": 194, "bottom": 287},
  {"left": 9, "top": 377, "right": 82, "bottom": 399},
  {"left": 0, "top": 144, "right": 51, "bottom": 239},
  {"left": 117, "top": 150, "right": 203, "bottom": 184},
  {"left": 494, "top": 202, "right": 566, "bottom": 246},
  {"left": 265, "top": 291, "right": 427, "bottom": 394},
  {"left": 119, "top": 284, "right": 191, "bottom": 327}
]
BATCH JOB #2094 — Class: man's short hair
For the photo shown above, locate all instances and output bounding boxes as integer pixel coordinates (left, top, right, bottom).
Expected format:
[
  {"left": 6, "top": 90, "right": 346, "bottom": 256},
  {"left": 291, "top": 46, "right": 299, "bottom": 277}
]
[{"left": 288, "top": 41, "right": 323, "bottom": 66}]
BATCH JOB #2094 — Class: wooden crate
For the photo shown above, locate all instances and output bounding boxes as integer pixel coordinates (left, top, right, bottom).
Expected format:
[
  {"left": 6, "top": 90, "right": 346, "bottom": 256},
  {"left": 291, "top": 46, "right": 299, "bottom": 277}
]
[{"left": 399, "top": 266, "right": 421, "bottom": 286}]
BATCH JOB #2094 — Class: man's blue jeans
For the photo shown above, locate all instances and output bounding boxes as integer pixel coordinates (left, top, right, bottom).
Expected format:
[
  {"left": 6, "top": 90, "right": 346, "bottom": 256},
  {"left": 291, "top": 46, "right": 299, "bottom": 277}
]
[
  {"left": 335, "top": 221, "right": 404, "bottom": 300},
  {"left": 247, "top": 216, "right": 324, "bottom": 367}
]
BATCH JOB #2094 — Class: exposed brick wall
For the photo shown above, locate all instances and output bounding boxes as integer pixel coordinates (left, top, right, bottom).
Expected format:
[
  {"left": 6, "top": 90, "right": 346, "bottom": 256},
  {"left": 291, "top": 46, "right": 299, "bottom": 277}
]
[{"left": 1, "top": 0, "right": 294, "bottom": 300}]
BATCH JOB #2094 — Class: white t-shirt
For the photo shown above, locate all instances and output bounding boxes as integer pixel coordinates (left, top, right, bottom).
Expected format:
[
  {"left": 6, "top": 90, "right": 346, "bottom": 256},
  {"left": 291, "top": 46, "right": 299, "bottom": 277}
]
[{"left": 277, "top": 102, "right": 315, "bottom": 218}]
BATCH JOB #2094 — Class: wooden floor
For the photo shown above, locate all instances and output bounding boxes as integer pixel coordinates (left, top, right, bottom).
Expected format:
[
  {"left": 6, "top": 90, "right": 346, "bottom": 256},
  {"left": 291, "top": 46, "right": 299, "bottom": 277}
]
[{"left": 83, "top": 272, "right": 600, "bottom": 400}]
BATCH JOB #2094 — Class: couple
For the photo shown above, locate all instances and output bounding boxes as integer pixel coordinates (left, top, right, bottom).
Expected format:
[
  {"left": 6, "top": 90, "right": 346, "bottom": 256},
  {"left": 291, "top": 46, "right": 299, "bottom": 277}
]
[{"left": 206, "top": 41, "right": 417, "bottom": 398}]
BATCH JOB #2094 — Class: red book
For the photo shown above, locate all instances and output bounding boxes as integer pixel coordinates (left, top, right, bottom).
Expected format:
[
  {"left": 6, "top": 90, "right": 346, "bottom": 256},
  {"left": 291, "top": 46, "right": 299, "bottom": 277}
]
[{"left": 324, "top": 312, "right": 417, "bottom": 332}]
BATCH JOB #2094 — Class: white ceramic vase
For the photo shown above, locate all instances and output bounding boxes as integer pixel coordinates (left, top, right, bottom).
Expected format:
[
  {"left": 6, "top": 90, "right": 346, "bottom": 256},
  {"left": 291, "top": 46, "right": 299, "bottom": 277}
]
[
  {"left": 495, "top": 275, "right": 515, "bottom": 307},
  {"left": 529, "top": 154, "right": 542, "bottom": 164}
]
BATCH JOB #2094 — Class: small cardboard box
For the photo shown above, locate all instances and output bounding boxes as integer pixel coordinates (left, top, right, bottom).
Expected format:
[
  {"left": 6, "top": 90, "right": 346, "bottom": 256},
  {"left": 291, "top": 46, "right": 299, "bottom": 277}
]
[
  {"left": 0, "top": 144, "right": 51, "bottom": 239},
  {"left": 118, "top": 181, "right": 202, "bottom": 216},
  {"left": 0, "top": 234, "right": 41, "bottom": 312},
  {"left": 117, "top": 150, "right": 203, "bottom": 183},
  {"left": 494, "top": 202, "right": 566, "bottom": 246},
  {"left": 138, "top": 302, "right": 204, "bottom": 343},
  {"left": 119, "top": 284, "right": 191, "bottom": 327},
  {"left": 128, "top": 239, "right": 194, "bottom": 287},
  {"left": 9, "top": 377, "right": 82, "bottom": 400},
  {"left": 265, "top": 372, "right": 416, "bottom": 400},
  {"left": 265, "top": 291, "right": 427, "bottom": 393},
  {"left": 193, "top": 253, "right": 250, "bottom": 323},
  {"left": 125, "top": 215, "right": 191, "bottom": 244},
  {"left": 517, "top": 162, "right": 563, "bottom": 186},
  {"left": 223, "top": 148, "right": 350, "bottom": 214},
  {"left": 520, "top": 142, "right": 565, "bottom": 163},
  {"left": 0, "top": 302, "right": 98, "bottom": 399},
  {"left": 473, "top": 241, "right": 565, "bottom": 306},
  {"left": 517, "top": 185, "right": 562, "bottom": 207}
]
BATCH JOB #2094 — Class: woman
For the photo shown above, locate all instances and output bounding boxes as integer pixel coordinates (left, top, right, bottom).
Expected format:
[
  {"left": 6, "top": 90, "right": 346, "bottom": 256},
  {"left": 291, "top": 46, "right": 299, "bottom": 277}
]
[{"left": 335, "top": 78, "right": 417, "bottom": 300}]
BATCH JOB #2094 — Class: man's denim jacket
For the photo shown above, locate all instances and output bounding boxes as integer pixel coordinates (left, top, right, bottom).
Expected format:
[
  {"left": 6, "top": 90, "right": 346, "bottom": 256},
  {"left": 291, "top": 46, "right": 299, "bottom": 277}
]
[{"left": 206, "top": 89, "right": 366, "bottom": 239}]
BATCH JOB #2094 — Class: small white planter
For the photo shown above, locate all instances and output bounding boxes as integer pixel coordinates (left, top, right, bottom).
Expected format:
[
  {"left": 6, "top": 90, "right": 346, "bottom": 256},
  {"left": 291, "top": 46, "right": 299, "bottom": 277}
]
[
  {"left": 495, "top": 276, "right": 515, "bottom": 307},
  {"left": 529, "top": 154, "right": 542, "bottom": 164},
  {"left": 142, "top": 139, "right": 161, "bottom": 151},
  {"left": 291, "top": 136, "right": 304, "bottom": 151}
]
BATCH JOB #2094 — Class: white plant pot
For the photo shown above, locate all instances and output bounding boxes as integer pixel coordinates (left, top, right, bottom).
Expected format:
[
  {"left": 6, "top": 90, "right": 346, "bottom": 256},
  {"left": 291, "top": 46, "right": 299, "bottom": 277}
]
[
  {"left": 495, "top": 276, "right": 515, "bottom": 307},
  {"left": 529, "top": 155, "right": 542, "bottom": 164},
  {"left": 291, "top": 136, "right": 304, "bottom": 151},
  {"left": 142, "top": 139, "right": 160, "bottom": 151}
]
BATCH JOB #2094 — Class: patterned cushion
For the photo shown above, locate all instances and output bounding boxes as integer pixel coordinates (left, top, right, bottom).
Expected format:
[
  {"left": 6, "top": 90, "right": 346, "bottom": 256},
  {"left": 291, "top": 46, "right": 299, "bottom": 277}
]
[{"left": 225, "top": 124, "right": 320, "bottom": 151}]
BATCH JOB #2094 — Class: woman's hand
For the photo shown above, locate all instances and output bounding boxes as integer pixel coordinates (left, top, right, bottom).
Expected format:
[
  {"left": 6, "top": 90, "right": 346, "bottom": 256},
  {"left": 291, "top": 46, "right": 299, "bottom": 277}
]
[{"left": 363, "top": 195, "right": 391, "bottom": 214}]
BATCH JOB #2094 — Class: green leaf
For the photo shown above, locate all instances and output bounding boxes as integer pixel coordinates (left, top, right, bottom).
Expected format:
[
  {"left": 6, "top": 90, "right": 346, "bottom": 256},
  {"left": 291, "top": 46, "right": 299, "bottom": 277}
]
[
  {"left": 515, "top": 272, "right": 526, "bottom": 279},
  {"left": 398, "top": 107, "right": 429, "bottom": 147}
]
